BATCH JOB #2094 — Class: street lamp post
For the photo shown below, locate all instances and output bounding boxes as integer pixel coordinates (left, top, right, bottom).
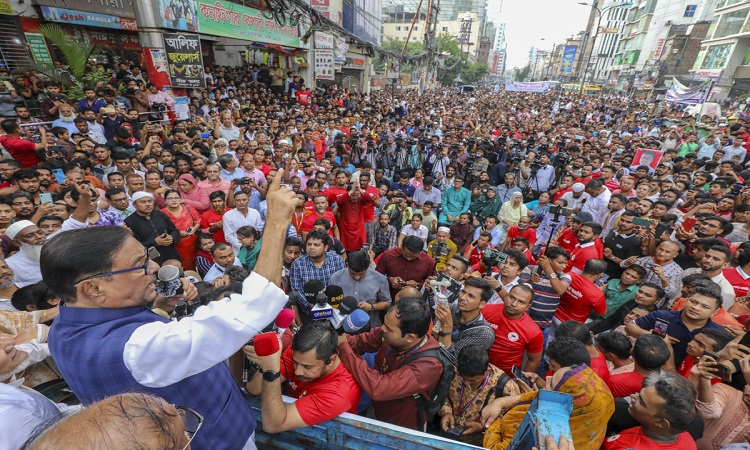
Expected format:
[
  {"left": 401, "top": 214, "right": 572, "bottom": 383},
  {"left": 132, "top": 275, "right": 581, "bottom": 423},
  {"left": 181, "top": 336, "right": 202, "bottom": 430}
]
[{"left": 578, "top": 1, "right": 633, "bottom": 94}]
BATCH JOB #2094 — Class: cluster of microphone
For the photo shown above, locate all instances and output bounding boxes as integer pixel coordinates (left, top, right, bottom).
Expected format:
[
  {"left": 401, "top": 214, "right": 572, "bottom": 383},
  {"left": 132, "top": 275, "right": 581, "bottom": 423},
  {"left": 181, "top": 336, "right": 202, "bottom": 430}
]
[{"left": 288, "top": 280, "right": 371, "bottom": 334}]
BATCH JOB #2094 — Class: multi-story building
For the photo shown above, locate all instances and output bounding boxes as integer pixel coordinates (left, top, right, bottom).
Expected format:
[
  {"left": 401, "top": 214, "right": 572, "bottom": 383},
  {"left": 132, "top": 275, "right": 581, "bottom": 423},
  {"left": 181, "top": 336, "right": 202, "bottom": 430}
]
[
  {"left": 586, "top": 0, "right": 631, "bottom": 83},
  {"left": 693, "top": 0, "right": 750, "bottom": 99},
  {"left": 382, "top": 10, "right": 483, "bottom": 60},
  {"left": 610, "top": 0, "right": 716, "bottom": 91}
]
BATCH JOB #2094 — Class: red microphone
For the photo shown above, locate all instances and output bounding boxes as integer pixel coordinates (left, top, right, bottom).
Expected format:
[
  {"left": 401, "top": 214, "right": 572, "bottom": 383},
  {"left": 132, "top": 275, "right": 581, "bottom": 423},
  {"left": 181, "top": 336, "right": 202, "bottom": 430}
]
[
  {"left": 254, "top": 332, "right": 281, "bottom": 357},
  {"left": 275, "top": 308, "right": 296, "bottom": 339}
]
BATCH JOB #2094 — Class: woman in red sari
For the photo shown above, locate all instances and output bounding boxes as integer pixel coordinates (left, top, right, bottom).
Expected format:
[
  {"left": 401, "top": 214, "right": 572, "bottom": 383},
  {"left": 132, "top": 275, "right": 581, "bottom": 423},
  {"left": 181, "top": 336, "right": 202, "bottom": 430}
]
[{"left": 162, "top": 189, "right": 201, "bottom": 270}]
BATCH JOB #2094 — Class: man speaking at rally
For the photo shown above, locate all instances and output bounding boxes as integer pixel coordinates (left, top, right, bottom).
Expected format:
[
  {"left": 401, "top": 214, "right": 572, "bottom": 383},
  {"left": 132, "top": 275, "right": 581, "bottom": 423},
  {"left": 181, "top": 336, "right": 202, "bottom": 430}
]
[{"left": 40, "top": 169, "right": 299, "bottom": 449}]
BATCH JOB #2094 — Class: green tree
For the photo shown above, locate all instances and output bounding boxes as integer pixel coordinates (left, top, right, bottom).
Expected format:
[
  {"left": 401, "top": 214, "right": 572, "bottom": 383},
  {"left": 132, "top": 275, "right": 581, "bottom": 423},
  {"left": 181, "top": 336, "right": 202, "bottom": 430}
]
[
  {"left": 515, "top": 65, "right": 531, "bottom": 81},
  {"left": 376, "top": 37, "right": 424, "bottom": 72},
  {"left": 461, "top": 62, "right": 489, "bottom": 84}
]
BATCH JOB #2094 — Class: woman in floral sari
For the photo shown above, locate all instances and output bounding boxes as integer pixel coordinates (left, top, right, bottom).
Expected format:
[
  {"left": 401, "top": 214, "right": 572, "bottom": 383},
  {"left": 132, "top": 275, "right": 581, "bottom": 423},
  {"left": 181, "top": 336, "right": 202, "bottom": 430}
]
[{"left": 483, "top": 337, "right": 614, "bottom": 450}]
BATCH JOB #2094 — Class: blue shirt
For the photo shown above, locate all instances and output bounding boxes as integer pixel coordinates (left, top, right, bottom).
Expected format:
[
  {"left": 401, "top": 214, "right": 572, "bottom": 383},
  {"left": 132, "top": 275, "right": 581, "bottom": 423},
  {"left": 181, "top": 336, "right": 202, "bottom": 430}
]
[
  {"left": 439, "top": 186, "right": 472, "bottom": 223},
  {"left": 473, "top": 226, "right": 503, "bottom": 247},
  {"left": 635, "top": 310, "right": 722, "bottom": 367},
  {"left": 77, "top": 98, "right": 107, "bottom": 113},
  {"left": 390, "top": 182, "right": 416, "bottom": 198},
  {"left": 290, "top": 251, "right": 347, "bottom": 311}
]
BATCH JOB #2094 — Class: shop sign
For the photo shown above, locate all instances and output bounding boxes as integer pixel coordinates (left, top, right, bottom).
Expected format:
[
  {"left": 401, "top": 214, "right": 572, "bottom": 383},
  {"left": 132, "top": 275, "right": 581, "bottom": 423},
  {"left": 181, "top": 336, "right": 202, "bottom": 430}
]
[
  {"left": 315, "top": 48, "right": 334, "bottom": 80},
  {"left": 25, "top": 33, "right": 53, "bottom": 65},
  {"left": 163, "top": 33, "right": 205, "bottom": 88},
  {"left": 88, "top": 30, "right": 141, "bottom": 50},
  {"left": 40, "top": 6, "right": 137, "bottom": 30},
  {"left": 695, "top": 69, "right": 722, "bottom": 78},
  {"left": 196, "top": 0, "right": 302, "bottom": 48},
  {"left": 0, "top": 0, "right": 13, "bottom": 15},
  {"left": 314, "top": 31, "right": 334, "bottom": 49},
  {"left": 344, "top": 56, "right": 365, "bottom": 69},
  {"left": 652, "top": 38, "right": 666, "bottom": 60},
  {"left": 334, "top": 36, "right": 348, "bottom": 63},
  {"left": 34, "top": 0, "right": 135, "bottom": 19}
]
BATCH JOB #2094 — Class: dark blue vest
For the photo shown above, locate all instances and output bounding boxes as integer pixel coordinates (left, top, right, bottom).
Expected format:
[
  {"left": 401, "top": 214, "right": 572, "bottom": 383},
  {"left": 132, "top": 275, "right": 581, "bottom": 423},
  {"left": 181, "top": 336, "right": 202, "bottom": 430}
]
[{"left": 49, "top": 305, "right": 255, "bottom": 449}]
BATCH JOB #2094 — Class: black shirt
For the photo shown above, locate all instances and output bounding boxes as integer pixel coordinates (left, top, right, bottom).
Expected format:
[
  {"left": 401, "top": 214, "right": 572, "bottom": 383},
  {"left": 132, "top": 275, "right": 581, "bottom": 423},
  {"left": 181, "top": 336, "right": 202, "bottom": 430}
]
[
  {"left": 124, "top": 210, "right": 181, "bottom": 265},
  {"left": 602, "top": 231, "right": 641, "bottom": 279}
]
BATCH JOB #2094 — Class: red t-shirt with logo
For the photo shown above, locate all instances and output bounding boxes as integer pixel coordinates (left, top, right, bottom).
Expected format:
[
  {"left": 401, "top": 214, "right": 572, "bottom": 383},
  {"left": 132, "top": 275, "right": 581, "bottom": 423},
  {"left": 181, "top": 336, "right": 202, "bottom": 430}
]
[
  {"left": 722, "top": 266, "right": 750, "bottom": 299},
  {"left": 603, "top": 427, "right": 696, "bottom": 450},
  {"left": 280, "top": 347, "right": 361, "bottom": 426},
  {"left": 506, "top": 226, "right": 537, "bottom": 246},
  {"left": 565, "top": 241, "right": 603, "bottom": 273},
  {"left": 482, "top": 304, "right": 544, "bottom": 373},
  {"left": 556, "top": 228, "right": 578, "bottom": 254},
  {"left": 555, "top": 272, "right": 606, "bottom": 323},
  {"left": 300, "top": 211, "right": 337, "bottom": 236}
]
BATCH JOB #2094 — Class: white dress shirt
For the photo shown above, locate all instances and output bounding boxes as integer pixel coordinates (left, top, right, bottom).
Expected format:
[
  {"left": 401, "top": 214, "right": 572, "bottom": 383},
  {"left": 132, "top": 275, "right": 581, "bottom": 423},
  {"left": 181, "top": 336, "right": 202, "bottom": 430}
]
[
  {"left": 580, "top": 188, "right": 612, "bottom": 223},
  {"left": 223, "top": 207, "right": 262, "bottom": 254},
  {"left": 203, "top": 258, "right": 242, "bottom": 283}
]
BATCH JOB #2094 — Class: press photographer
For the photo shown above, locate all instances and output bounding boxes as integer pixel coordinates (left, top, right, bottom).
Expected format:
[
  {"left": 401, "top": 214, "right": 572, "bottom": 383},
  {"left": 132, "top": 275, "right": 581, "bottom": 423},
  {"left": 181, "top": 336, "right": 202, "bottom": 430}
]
[{"left": 426, "top": 227, "right": 458, "bottom": 272}]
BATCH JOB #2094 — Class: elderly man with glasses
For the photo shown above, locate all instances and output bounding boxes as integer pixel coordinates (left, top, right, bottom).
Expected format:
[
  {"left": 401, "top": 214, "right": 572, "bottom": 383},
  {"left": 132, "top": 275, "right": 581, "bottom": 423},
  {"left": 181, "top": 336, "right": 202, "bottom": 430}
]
[{"left": 41, "top": 172, "right": 299, "bottom": 450}]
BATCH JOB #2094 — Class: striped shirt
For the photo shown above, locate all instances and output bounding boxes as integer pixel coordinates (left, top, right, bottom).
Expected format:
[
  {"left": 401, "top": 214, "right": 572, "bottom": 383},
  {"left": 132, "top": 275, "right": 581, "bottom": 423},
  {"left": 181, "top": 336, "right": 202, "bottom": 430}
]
[{"left": 529, "top": 272, "right": 571, "bottom": 328}]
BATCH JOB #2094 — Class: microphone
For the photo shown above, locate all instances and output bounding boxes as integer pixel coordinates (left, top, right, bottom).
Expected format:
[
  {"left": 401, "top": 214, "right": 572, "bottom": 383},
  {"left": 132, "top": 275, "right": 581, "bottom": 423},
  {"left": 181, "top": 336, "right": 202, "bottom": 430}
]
[
  {"left": 343, "top": 309, "right": 370, "bottom": 334},
  {"left": 287, "top": 291, "right": 301, "bottom": 306},
  {"left": 303, "top": 280, "right": 325, "bottom": 308},
  {"left": 275, "top": 308, "right": 295, "bottom": 339},
  {"left": 325, "top": 285, "right": 344, "bottom": 309},
  {"left": 254, "top": 332, "right": 281, "bottom": 357},
  {"left": 311, "top": 290, "right": 333, "bottom": 320},
  {"left": 339, "top": 296, "right": 359, "bottom": 316},
  {"left": 154, "top": 265, "right": 184, "bottom": 297}
]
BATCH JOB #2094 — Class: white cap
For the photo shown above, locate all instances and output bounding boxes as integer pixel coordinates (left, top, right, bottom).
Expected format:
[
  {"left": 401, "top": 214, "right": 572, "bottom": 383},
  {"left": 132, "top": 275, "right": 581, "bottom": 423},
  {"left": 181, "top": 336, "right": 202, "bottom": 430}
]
[
  {"left": 6, "top": 220, "right": 36, "bottom": 240},
  {"left": 437, "top": 226, "right": 450, "bottom": 233},
  {"left": 131, "top": 191, "right": 154, "bottom": 202},
  {"left": 572, "top": 183, "right": 585, "bottom": 193}
]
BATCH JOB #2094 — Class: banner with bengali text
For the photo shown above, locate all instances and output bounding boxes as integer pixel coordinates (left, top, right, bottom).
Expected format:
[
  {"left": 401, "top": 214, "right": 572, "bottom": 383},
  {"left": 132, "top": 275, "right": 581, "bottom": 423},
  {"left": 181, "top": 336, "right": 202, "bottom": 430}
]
[
  {"left": 195, "top": 0, "right": 302, "bottom": 47},
  {"left": 504, "top": 81, "right": 550, "bottom": 92},
  {"left": 163, "top": 33, "right": 205, "bottom": 88},
  {"left": 315, "top": 49, "right": 334, "bottom": 80},
  {"left": 664, "top": 78, "right": 711, "bottom": 104}
]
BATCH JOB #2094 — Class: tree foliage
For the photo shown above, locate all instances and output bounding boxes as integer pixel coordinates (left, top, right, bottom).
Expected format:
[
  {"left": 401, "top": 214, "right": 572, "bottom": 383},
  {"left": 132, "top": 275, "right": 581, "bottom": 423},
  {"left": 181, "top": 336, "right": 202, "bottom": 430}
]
[{"left": 515, "top": 65, "right": 531, "bottom": 81}]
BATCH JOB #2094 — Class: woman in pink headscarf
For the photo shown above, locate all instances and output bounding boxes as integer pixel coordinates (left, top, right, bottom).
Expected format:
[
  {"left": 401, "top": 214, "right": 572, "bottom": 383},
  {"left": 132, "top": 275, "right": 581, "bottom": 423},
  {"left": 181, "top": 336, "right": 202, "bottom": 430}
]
[{"left": 177, "top": 174, "right": 210, "bottom": 214}]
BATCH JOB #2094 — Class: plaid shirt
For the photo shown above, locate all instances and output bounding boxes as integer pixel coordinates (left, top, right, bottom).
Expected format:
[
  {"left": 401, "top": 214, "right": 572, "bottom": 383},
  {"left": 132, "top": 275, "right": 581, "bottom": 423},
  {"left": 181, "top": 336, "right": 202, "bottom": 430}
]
[
  {"left": 290, "top": 251, "right": 346, "bottom": 310},
  {"left": 372, "top": 224, "right": 397, "bottom": 254}
]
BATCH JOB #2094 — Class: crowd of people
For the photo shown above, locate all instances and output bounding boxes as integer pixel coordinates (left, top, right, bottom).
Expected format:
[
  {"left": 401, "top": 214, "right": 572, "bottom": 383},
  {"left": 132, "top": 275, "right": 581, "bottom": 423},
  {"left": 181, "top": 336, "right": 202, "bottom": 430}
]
[{"left": 0, "top": 60, "right": 750, "bottom": 450}]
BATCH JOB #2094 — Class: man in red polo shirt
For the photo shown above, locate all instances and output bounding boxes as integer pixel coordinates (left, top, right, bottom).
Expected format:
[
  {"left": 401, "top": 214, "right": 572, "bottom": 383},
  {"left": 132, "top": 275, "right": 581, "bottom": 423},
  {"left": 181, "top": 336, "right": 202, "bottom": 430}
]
[
  {"left": 565, "top": 221, "right": 604, "bottom": 274},
  {"left": 244, "top": 321, "right": 361, "bottom": 432},
  {"left": 482, "top": 284, "right": 544, "bottom": 374},
  {"left": 722, "top": 250, "right": 750, "bottom": 301},
  {"left": 603, "top": 372, "right": 698, "bottom": 449},
  {"left": 0, "top": 119, "right": 46, "bottom": 168},
  {"left": 300, "top": 194, "right": 339, "bottom": 241},
  {"left": 553, "top": 211, "right": 590, "bottom": 255},
  {"left": 606, "top": 334, "right": 671, "bottom": 398},
  {"left": 556, "top": 258, "right": 607, "bottom": 324},
  {"left": 500, "top": 216, "right": 536, "bottom": 252}
]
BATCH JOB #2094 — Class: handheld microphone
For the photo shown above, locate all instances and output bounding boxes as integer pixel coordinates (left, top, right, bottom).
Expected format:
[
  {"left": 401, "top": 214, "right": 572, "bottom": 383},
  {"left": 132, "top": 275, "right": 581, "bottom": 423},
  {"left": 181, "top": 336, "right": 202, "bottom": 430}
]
[
  {"left": 275, "top": 308, "right": 295, "bottom": 339},
  {"left": 339, "top": 296, "right": 359, "bottom": 316},
  {"left": 325, "top": 285, "right": 344, "bottom": 309},
  {"left": 343, "top": 309, "right": 370, "bottom": 334},
  {"left": 154, "top": 265, "right": 184, "bottom": 297},
  {"left": 287, "top": 291, "right": 301, "bottom": 307},
  {"left": 311, "top": 291, "right": 333, "bottom": 320},
  {"left": 303, "top": 280, "right": 325, "bottom": 309},
  {"left": 254, "top": 332, "right": 281, "bottom": 357}
]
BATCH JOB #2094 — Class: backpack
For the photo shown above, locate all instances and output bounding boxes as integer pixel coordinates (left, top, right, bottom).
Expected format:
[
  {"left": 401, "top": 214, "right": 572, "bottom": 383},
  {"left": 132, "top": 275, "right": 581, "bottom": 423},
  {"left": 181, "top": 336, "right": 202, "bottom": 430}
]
[{"left": 401, "top": 346, "right": 456, "bottom": 420}]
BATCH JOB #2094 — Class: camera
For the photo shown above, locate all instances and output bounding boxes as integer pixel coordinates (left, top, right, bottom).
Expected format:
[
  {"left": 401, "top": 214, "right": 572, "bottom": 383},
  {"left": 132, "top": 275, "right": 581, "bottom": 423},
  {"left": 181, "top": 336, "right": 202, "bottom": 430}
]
[
  {"left": 549, "top": 205, "right": 574, "bottom": 217},
  {"left": 124, "top": 87, "right": 136, "bottom": 97},
  {"left": 152, "top": 102, "right": 167, "bottom": 112},
  {"left": 430, "top": 241, "right": 450, "bottom": 257},
  {"left": 482, "top": 249, "right": 508, "bottom": 268},
  {"left": 237, "top": 177, "right": 251, "bottom": 185}
]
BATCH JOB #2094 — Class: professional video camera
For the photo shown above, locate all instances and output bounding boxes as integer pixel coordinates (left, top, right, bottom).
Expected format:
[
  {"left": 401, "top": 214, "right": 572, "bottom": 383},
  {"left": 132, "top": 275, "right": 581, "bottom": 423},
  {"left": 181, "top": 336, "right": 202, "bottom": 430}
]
[
  {"left": 152, "top": 102, "right": 167, "bottom": 113},
  {"left": 482, "top": 249, "right": 509, "bottom": 269},
  {"left": 549, "top": 204, "right": 574, "bottom": 217},
  {"left": 430, "top": 241, "right": 451, "bottom": 258}
]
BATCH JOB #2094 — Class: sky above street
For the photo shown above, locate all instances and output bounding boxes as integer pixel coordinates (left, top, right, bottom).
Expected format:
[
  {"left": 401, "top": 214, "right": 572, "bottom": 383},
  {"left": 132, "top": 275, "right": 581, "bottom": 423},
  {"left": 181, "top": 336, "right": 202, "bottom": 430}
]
[{"left": 488, "top": 0, "right": 592, "bottom": 69}]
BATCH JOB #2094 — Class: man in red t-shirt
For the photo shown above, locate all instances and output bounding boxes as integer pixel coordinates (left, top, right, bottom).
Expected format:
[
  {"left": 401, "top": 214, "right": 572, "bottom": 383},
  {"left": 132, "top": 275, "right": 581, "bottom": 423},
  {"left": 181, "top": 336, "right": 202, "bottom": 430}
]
[
  {"left": 200, "top": 191, "right": 229, "bottom": 242},
  {"left": 244, "top": 321, "right": 361, "bottom": 432},
  {"left": 722, "top": 257, "right": 750, "bottom": 300},
  {"left": 556, "top": 259, "right": 607, "bottom": 324},
  {"left": 603, "top": 372, "right": 698, "bottom": 449},
  {"left": 500, "top": 216, "right": 536, "bottom": 252},
  {"left": 0, "top": 120, "right": 46, "bottom": 168},
  {"left": 606, "top": 334, "right": 671, "bottom": 398},
  {"left": 482, "top": 285, "right": 544, "bottom": 373},
  {"left": 300, "top": 194, "right": 339, "bottom": 241},
  {"left": 565, "top": 222, "right": 604, "bottom": 274}
]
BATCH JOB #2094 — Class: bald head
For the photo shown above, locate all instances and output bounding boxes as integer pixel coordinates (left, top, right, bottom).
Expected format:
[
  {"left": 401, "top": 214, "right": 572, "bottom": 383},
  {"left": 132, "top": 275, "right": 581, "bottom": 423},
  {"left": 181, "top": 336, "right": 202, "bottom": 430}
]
[
  {"left": 28, "top": 393, "right": 189, "bottom": 450},
  {"left": 395, "top": 286, "right": 422, "bottom": 302}
]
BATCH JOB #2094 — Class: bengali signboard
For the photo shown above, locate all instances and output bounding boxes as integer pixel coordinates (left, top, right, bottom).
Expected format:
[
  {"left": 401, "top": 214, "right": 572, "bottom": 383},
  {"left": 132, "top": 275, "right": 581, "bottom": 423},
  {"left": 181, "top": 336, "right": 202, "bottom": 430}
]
[
  {"left": 196, "top": 0, "right": 302, "bottom": 47},
  {"left": 25, "top": 33, "right": 53, "bottom": 66},
  {"left": 334, "top": 36, "right": 348, "bottom": 63},
  {"left": 315, "top": 48, "right": 334, "bottom": 80},
  {"left": 40, "top": 6, "right": 137, "bottom": 30},
  {"left": 504, "top": 81, "right": 550, "bottom": 92},
  {"left": 561, "top": 46, "right": 577, "bottom": 73},
  {"left": 314, "top": 31, "right": 334, "bottom": 49},
  {"left": 35, "top": 0, "right": 135, "bottom": 18},
  {"left": 652, "top": 38, "right": 666, "bottom": 60},
  {"left": 664, "top": 78, "right": 711, "bottom": 104},
  {"left": 163, "top": 33, "right": 205, "bottom": 88}
]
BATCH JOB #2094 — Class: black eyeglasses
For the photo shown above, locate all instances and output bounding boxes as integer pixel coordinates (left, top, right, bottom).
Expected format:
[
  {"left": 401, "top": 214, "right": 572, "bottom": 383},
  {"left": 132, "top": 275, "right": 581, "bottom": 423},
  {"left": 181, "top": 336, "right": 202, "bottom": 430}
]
[
  {"left": 175, "top": 405, "right": 203, "bottom": 450},
  {"left": 73, "top": 249, "right": 151, "bottom": 286}
]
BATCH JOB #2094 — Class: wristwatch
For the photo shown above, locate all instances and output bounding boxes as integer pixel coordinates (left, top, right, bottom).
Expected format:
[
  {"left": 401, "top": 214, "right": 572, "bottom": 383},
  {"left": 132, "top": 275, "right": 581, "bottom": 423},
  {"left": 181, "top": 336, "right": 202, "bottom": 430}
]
[
  {"left": 549, "top": 272, "right": 558, "bottom": 279},
  {"left": 262, "top": 369, "right": 281, "bottom": 382}
]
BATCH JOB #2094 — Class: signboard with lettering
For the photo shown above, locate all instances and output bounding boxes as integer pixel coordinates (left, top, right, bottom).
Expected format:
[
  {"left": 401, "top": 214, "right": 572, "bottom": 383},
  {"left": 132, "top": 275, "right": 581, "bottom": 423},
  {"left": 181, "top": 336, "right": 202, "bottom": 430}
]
[
  {"left": 334, "top": 36, "right": 348, "bottom": 63},
  {"left": 315, "top": 48, "right": 334, "bottom": 80},
  {"left": 652, "top": 38, "right": 666, "bottom": 60},
  {"left": 34, "top": 0, "right": 135, "bottom": 19},
  {"left": 25, "top": 33, "right": 53, "bottom": 65},
  {"left": 196, "top": 0, "right": 302, "bottom": 47},
  {"left": 344, "top": 56, "right": 365, "bottom": 70},
  {"left": 314, "top": 31, "right": 334, "bottom": 49},
  {"left": 163, "top": 33, "right": 205, "bottom": 88},
  {"left": 40, "top": 6, "right": 137, "bottom": 30}
]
